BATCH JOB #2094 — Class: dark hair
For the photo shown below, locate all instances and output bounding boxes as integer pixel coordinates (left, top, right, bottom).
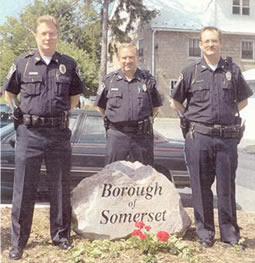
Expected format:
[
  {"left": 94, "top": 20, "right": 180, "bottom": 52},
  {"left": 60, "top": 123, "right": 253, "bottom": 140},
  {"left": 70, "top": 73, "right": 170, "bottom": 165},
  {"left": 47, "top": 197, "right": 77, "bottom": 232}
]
[{"left": 200, "top": 26, "right": 222, "bottom": 41}]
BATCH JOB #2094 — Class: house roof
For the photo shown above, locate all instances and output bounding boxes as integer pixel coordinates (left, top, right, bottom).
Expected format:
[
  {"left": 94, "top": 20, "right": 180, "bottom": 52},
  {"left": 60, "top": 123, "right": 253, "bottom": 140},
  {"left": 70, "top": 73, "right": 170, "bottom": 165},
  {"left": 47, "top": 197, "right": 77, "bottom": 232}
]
[{"left": 144, "top": 0, "right": 255, "bottom": 35}]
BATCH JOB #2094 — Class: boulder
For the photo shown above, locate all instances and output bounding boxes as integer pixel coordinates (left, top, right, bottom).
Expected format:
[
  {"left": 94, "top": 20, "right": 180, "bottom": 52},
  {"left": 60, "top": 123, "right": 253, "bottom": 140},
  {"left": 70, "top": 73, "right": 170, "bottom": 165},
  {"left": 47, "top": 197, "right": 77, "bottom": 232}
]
[{"left": 71, "top": 161, "right": 191, "bottom": 240}]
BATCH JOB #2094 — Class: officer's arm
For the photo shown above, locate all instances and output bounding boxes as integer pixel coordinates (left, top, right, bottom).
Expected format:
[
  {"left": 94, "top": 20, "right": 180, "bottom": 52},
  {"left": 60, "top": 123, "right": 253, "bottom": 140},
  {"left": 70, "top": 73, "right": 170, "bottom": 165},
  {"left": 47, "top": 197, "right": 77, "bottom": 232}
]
[
  {"left": 70, "top": 94, "right": 80, "bottom": 110},
  {"left": 97, "top": 106, "right": 105, "bottom": 116},
  {"left": 170, "top": 99, "right": 185, "bottom": 114},
  {"left": 238, "top": 99, "right": 248, "bottom": 111},
  {"left": 5, "top": 91, "right": 19, "bottom": 111}
]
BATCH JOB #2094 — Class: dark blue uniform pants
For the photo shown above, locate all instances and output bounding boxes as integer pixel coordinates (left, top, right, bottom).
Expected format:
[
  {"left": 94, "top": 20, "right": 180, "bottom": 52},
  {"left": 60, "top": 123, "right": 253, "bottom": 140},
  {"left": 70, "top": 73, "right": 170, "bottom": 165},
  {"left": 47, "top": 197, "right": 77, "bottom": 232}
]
[
  {"left": 11, "top": 125, "right": 72, "bottom": 248},
  {"left": 185, "top": 132, "right": 240, "bottom": 243},
  {"left": 105, "top": 128, "right": 154, "bottom": 166}
]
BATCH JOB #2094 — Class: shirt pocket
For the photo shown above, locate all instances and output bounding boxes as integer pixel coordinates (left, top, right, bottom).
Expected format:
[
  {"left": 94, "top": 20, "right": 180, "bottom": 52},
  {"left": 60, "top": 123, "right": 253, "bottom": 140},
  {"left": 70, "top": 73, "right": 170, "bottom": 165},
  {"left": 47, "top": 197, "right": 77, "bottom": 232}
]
[
  {"left": 137, "top": 91, "right": 151, "bottom": 110},
  {"left": 56, "top": 76, "right": 71, "bottom": 96},
  {"left": 190, "top": 82, "right": 210, "bottom": 103},
  {"left": 21, "top": 76, "right": 42, "bottom": 96},
  {"left": 223, "top": 80, "right": 235, "bottom": 104},
  {"left": 107, "top": 90, "right": 122, "bottom": 108}
]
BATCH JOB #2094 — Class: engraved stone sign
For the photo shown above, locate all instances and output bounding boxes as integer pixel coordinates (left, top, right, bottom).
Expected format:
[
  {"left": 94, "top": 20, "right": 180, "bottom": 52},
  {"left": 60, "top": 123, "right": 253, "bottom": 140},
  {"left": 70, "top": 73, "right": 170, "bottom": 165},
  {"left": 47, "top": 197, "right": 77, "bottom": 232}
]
[{"left": 71, "top": 161, "right": 191, "bottom": 240}]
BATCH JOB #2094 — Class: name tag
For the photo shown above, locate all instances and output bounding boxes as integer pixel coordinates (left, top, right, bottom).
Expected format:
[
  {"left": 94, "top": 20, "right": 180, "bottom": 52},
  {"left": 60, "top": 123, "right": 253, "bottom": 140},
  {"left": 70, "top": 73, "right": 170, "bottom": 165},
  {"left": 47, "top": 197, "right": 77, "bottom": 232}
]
[
  {"left": 29, "top": 72, "right": 39, "bottom": 75},
  {"left": 111, "top": 88, "right": 119, "bottom": 91}
]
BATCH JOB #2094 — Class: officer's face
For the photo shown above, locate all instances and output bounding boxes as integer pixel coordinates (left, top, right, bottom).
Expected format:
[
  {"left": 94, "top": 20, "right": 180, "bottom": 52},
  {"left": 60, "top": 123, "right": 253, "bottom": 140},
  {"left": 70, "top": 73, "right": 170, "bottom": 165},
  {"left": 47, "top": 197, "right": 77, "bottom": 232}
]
[
  {"left": 35, "top": 22, "right": 59, "bottom": 56},
  {"left": 118, "top": 47, "right": 138, "bottom": 76},
  {"left": 199, "top": 30, "right": 222, "bottom": 58}
]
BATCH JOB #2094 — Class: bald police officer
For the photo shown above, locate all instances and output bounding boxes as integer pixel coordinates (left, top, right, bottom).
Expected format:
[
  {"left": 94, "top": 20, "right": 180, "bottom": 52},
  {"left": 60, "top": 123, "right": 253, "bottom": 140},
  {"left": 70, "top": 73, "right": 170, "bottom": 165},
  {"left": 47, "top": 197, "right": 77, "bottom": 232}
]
[
  {"left": 171, "top": 26, "right": 253, "bottom": 248},
  {"left": 4, "top": 15, "right": 84, "bottom": 260},
  {"left": 96, "top": 43, "right": 162, "bottom": 166}
]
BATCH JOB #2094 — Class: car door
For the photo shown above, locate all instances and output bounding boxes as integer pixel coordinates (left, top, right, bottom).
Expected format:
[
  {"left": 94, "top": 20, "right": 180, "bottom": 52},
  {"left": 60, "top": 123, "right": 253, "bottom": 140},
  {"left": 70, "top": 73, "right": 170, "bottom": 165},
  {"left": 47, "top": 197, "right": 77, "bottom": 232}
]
[{"left": 70, "top": 111, "right": 106, "bottom": 187}]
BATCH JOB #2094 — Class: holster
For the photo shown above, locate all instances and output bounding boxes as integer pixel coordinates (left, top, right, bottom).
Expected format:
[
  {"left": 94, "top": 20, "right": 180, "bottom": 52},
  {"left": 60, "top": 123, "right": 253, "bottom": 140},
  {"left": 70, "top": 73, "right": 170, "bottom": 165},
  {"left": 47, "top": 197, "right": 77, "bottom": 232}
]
[
  {"left": 13, "top": 107, "right": 23, "bottom": 130},
  {"left": 104, "top": 116, "right": 110, "bottom": 131},
  {"left": 180, "top": 117, "right": 189, "bottom": 139},
  {"left": 235, "top": 116, "right": 245, "bottom": 144},
  {"left": 137, "top": 118, "right": 153, "bottom": 136}
]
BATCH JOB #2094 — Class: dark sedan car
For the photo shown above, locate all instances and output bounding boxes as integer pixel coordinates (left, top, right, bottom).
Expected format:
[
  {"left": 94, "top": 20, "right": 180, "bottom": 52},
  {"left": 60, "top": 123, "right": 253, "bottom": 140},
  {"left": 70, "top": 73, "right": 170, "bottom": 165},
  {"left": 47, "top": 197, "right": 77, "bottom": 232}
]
[
  {"left": 0, "top": 103, "right": 13, "bottom": 128},
  {"left": 0, "top": 109, "right": 189, "bottom": 202}
]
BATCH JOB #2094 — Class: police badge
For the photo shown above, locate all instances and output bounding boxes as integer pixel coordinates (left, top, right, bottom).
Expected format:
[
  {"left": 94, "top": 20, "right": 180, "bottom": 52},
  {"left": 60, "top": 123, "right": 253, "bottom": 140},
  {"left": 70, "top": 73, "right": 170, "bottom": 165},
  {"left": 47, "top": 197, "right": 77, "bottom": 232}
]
[
  {"left": 59, "top": 64, "right": 66, "bottom": 74},
  {"left": 226, "top": 71, "right": 232, "bottom": 81},
  {"left": 142, "top": 84, "right": 147, "bottom": 92}
]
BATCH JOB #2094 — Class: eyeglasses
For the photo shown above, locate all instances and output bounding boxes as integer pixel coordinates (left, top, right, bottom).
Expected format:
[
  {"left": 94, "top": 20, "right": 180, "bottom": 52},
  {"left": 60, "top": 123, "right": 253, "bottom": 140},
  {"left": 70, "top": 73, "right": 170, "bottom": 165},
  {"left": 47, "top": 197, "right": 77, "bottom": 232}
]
[{"left": 39, "top": 32, "right": 58, "bottom": 39}]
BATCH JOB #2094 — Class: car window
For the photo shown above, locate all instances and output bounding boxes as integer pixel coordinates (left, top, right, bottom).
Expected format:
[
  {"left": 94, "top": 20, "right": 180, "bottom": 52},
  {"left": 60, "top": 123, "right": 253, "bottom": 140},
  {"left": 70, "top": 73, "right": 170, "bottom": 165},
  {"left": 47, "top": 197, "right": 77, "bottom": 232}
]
[{"left": 77, "top": 115, "right": 106, "bottom": 144}]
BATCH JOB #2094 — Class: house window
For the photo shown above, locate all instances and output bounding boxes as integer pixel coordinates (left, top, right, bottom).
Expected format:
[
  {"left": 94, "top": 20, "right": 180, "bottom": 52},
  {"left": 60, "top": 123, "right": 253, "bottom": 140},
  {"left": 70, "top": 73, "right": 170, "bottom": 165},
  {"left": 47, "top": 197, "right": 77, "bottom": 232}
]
[
  {"left": 189, "top": 38, "right": 201, "bottom": 57},
  {"left": 241, "top": 41, "right": 253, "bottom": 60},
  {"left": 233, "top": 0, "right": 250, "bottom": 15},
  {"left": 138, "top": 39, "right": 144, "bottom": 61}
]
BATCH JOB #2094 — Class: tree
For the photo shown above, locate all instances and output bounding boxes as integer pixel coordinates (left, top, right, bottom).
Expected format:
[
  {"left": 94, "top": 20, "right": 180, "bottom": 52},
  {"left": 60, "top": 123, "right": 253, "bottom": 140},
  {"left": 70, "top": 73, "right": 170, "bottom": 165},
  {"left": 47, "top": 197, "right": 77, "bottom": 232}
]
[
  {"left": 97, "top": 0, "right": 158, "bottom": 82},
  {"left": 0, "top": 0, "right": 101, "bottom": 95},
  {"left": 98, "top": 0, "right": 109, "bottom": 83}
]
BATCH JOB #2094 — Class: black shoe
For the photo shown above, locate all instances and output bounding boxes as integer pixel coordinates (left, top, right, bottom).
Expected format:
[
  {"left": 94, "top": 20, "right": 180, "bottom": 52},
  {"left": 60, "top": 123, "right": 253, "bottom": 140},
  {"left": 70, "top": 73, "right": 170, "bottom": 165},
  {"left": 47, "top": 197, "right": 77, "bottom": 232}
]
[
  {"left": 199, "top": 239, "right": 214, "bottom": 248},
  {"left": 9, "top": 246, "right": 23, "bottom": 260},
  {"left": 54, "top": 241, "right": 73, "bottom": 250}
]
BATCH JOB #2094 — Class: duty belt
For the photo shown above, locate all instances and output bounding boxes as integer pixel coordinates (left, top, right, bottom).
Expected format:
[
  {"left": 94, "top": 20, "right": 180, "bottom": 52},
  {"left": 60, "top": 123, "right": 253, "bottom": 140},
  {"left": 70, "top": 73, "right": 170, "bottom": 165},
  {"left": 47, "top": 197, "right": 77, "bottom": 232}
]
[
  {"left": 23, "top": 112, "right": 69, "bottom": 128},
  {"left": 109, "top": 119, "right": 152, "bottom": 135},
  {"left": 190, "top": 122, "right": 241, "bottom": 138}
]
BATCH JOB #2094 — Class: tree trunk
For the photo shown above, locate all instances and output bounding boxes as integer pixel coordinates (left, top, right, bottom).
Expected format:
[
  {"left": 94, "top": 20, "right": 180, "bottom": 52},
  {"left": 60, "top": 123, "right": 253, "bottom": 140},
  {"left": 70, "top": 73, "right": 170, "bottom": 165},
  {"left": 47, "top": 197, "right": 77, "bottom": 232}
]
[{"left": 98, "top": 0, "right": 109, "bottom": 83}]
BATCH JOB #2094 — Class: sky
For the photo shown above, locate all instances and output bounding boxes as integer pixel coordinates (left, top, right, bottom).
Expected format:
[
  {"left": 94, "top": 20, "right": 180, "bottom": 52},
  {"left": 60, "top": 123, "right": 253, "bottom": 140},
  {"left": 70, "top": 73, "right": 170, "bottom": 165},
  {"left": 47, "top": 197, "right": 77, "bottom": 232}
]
[{"left": 0, "top": 0, "right": 33, "bottom": 25}]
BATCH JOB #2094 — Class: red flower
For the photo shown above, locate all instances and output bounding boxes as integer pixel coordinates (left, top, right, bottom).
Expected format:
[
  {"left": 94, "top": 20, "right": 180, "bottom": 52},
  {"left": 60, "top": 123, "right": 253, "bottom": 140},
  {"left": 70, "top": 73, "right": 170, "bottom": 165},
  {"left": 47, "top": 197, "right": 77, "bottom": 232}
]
[
  {"left": 138, "top": 232, "right": 147, "bottom": 240},
  {"left": 156, "top": 231, "right": 169, "bottom": 242},
  {"left": 132, "top": 229, "right": 142, "bottom": 237},
  {"left": 145, "top": 225, "right": 151, "bottom": 231},
  {"left": 135, "top": 221, "right": 145, "bottom": 229}
]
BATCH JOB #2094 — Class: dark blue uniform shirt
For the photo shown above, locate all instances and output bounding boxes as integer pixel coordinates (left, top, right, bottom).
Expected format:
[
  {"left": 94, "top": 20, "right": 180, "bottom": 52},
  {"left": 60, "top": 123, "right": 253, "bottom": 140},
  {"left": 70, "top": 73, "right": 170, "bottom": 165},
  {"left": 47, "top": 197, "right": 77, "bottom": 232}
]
[
  {"left": 4, "top": 50, "right": 84, "bottom": 116},
  {"left": 171, "top": 57, "right": 253, "bottom": 125},
  {"left": 96, "top": 68, "right": 162, "bottom": 123}
]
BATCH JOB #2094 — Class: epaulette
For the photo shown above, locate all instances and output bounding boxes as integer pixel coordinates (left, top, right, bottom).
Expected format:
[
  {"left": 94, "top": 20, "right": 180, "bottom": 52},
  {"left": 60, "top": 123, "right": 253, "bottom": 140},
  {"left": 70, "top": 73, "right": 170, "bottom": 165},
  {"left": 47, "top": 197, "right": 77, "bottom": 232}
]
[
  {"left": 24, "top": 51, "right": 35, "bottom": 58},
  {"left": 15, "top": 51, "right": 35, "bottom": 63},
  {"left": 104, "top": 70, "right": 119, "bottom": 80},
  {"left": 60, "top": 53, "right": 76, "bottom": 63}
]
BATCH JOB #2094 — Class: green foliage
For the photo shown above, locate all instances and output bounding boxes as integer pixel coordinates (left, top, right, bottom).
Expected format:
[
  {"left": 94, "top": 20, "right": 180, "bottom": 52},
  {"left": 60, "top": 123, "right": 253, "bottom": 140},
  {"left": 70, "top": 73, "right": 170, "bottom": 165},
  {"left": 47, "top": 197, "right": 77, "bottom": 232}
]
[
  {"left": 0, "top": 0, "right": 158, "bottom": 94},
  {"left": 0, "top": 0, "right": 100, "bottom": 95},
  {"left": 110, "top": 0, "right": 159, "bottom": 43},
  {"left": 57, "top": 41, "right": 99, "bottom": 95},
  {"left": 68, "top": 239, "right": 131, "bottom": 263},
  {"left": 67, "top": 235, "right": 199, "bottom": 263}
]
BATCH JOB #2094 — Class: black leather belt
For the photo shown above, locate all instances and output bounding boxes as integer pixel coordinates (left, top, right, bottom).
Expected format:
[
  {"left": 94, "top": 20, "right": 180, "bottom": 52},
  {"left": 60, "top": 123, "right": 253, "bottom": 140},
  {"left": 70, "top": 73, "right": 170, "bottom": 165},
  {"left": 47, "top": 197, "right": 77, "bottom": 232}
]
[
  {"left": 109, "top": 123, "right": 139, "bottom": 133},
  {"left": 23, "top": 113, "right": 69, "bottom": 128},
  {"left": 191, "top": 122, "right": 241, "bottom": 138},
  {"left": 109, "top": 119, "right": 152, "bottom": 134}
]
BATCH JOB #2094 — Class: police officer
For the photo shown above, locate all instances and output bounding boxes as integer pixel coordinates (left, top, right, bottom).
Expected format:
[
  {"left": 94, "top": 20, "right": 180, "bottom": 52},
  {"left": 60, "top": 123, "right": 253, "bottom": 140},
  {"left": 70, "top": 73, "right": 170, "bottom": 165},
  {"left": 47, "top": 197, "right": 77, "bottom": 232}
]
[
  {"left": 4, "top": 15, "right": 84, "bottom": 260},
  {"left": 171, "top": 26, "right": 252, "bottom": 248},
  {"left": 96, "top": 43, "right": 162, "bottom": 166}
]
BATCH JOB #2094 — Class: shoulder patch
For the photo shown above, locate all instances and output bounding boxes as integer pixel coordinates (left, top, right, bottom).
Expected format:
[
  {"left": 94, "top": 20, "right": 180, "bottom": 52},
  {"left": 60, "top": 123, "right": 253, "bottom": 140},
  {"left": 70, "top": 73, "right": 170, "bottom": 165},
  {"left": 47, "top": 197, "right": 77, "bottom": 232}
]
[
  {"left": 174, "top": 73, "right": 183, "bottom": 88},
  {"left": 75, "top": 66, "right": 83, "bottom": 81},
  {"left": 6, "top": 64, "right": 16, "bottom": 80},
  {"left": 97, "top": 83, "right": 105, "bottom": 96}
]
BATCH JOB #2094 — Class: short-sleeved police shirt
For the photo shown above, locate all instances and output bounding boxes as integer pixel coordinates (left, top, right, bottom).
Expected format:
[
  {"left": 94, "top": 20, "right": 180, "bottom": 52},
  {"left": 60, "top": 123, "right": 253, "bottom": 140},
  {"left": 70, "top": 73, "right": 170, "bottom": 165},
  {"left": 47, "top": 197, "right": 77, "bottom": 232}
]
[
  {"left": 95, "top": 68, "right": 162, "bottom": 123},
  {"left": 171, "top": 57, "right": 253, "bottom": 125},
  {"left": 4, "top": 50, "right": 84, "bottom": 116}
]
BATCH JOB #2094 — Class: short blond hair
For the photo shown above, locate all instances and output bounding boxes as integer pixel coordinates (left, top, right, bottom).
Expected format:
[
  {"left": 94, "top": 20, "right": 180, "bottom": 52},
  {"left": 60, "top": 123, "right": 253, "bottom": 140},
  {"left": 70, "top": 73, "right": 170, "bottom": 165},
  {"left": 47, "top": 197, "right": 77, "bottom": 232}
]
[
  {"left": 200, "top": 26, "right": 222, "bottom": 42},
  {"left": 34, "top": 15, "right": 59, "bottom": 33},
  {"left": 117, "top": 43, "right": 138, "bottom": 57}
]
